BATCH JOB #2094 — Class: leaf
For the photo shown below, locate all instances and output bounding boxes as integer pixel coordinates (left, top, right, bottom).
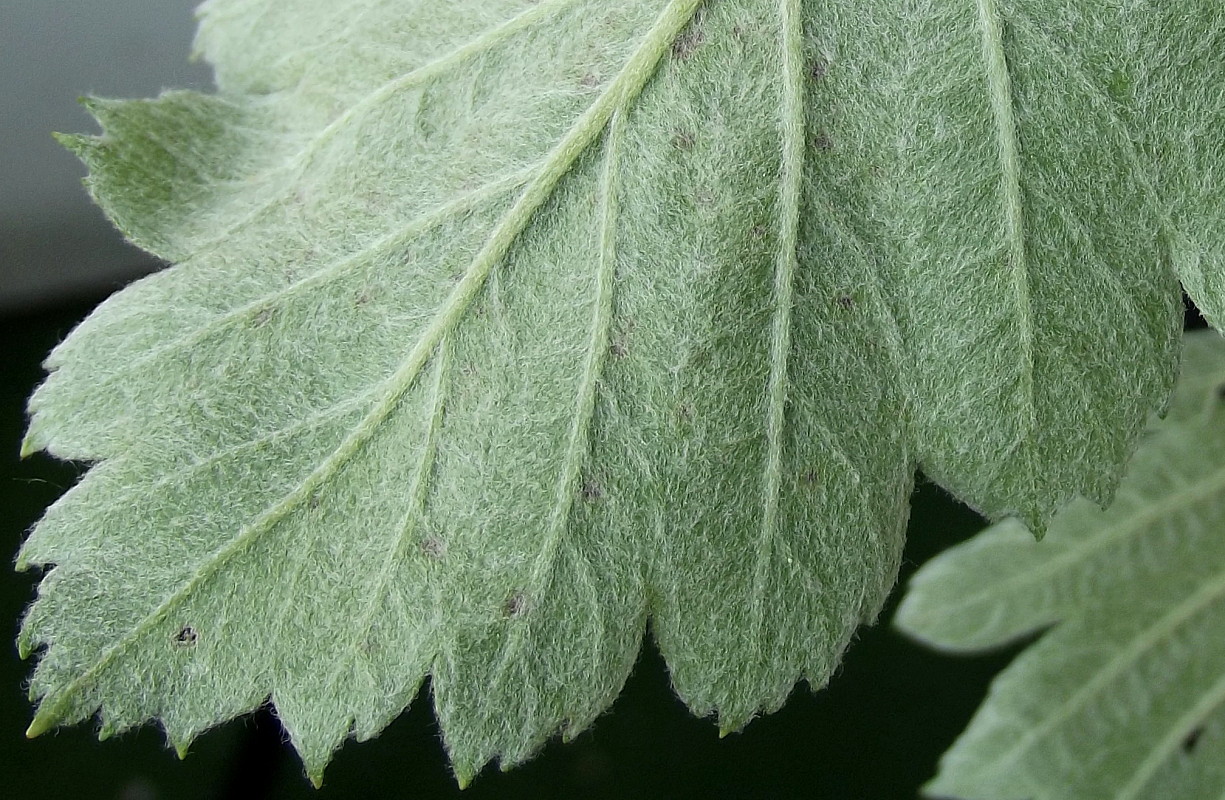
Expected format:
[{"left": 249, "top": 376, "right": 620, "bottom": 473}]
[
  {"left": 895, "top": 329, "right": 1225, "bottom": 799},
  {"left": 21, "top": 0, "right": 913, "bottom": 783},
  {"left": 14, "top": 0, "right": 1225, "bottom": 785}
]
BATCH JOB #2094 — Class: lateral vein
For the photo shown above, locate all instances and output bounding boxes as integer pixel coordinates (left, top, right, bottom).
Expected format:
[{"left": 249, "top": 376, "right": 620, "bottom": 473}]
[
  {"left": 993, "top": 564, "right": 1225, "bottom": 770},
  {"left": 953, "top": 456, "right": 1225, "bottom": 630},
  {"left": 1009, "top": 12, "right": 1186, "bottom": 261},
  {"left": 750, "top": 0, "right": 805, "bottom": 651},
  {"left": 1116, "top": 668, "right": 1225, "bottom": 800},
  {"left": 489, "top": 105, "right": 627, "bottom": 687},
  {"left": 63, "top": 166, "right": 533, "bottom": 395},
  {"left": 317, "top": 336, "right": 451, "bottom": 705},
  {"left": 976, "top": 0, "right": 1037, "bottom": 461},
  {"left": 186, "top": 0, "right": 587, "bottom": 254}
]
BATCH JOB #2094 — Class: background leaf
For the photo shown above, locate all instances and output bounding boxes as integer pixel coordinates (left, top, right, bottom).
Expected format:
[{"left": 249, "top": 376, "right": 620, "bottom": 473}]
[{"left": 896, "top": 330, "right": 1225, "bottom": 799}]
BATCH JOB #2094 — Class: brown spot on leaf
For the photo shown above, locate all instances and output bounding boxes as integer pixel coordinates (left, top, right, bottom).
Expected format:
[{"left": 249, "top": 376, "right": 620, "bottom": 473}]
[
  {"left": 253, "top": 308, "right": 274, "bottom": 327},
  {"left": 809, "top": 58, "right": 828, "bottom": 81},
  {"left": 673, "top": 130, "right": 696, "bottom": 150},
  {"left": 610, "top": 342, "right": 627, "bottom": 359},
  {"left": 420, "top": 536, "right": 446, "bottom": 559},
  {"left": 174, "top": 626, "right": 198, "bottom": 647},
  {"left": 837, "top": 295, "right": 855, "bottom": 310},
  {"left": 581, "top": 478, "right": 603, "bottom": 502},
  {"left": 813, "top": 131, "right": 834, "bottom": 151},
  {"left": 504, "top": 591, "right": 528, "bottom": 619},
  {"left": 579, "top": 72, "right": 600, "bottom": 89},
  {"left": 671, "top": 26, "right": 705, "bottom": 60}
]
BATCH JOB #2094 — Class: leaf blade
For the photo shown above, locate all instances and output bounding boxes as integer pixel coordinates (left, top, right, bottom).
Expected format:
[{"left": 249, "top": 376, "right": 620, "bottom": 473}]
[
  {"left": 18, "top": 0, "right": 1225, "bottom": 785},
  {"left": 23, "top": 0, "right": 917, "bottom": 779}
]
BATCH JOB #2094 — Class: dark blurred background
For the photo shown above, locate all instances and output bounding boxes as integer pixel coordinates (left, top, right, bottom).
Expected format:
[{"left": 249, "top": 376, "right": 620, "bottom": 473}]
[{"left": 0, "top": 3, "right": 1015, "bottom": 797}]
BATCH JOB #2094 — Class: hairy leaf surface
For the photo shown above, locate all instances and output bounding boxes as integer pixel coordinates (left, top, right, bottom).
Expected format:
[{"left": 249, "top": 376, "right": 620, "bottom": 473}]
[
  {"left": 896, "top": 330, "right": 1225, "bottom": 800},
  {"left": 15, "top": 0, "right": 1225, "bottom": 783}
]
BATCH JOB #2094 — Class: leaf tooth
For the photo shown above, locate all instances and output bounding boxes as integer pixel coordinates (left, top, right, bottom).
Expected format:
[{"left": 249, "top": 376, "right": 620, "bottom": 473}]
[
  {"left": 161, "top": 718, "right": 200, "bottom": 760},
  {"left": 281, "top": 708, "right": 354, "bottom": 792},
  {"left": 50, "top": 131, "right": 96, "bottom": 160},
  {"left": 297, "top": 748, "right": 334, "bottom": 789},
  {"left": 716, "top": 708, "right": 755, "bottom": 739},
  {"left": 17, "top": 428, "right": 44, "bottom": 460},
  {"left": 1021, "top": 513, "right": 1047, "bottom": 541},
  {"left": 98, "top": 719, "right": 119, "bottom": 742},
  {"left": 25, "top": 709, "right": 56, "bottom": 739},
  {"left": 16, "top": 631, "right": 33, "bottom": 660},
  {"left": 452, "top": 764, "right": 477, "bottom": 791},
  {"left": 77, "top": 94, "right": 118, "bottom": 118}
]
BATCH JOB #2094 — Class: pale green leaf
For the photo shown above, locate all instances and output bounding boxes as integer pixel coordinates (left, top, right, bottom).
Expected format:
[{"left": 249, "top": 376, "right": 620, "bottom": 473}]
[
  {"left": 21, "top": 0, "right": 912, "bottom": 783},
  {"left": 15, "top": 0, "right": 1225, "bottom": 785},
  {"left": 896, "top": 330, "right": 1225, "bottom": 799}
]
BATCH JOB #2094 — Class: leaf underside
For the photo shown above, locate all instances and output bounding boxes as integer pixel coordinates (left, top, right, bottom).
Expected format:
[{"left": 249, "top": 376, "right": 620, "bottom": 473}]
[
  {"left": 16, "top": 0, "right": 1225, "bottom": 784},
  {"left": 896, "top": 330, "right": 1225, "bottom": 800}
]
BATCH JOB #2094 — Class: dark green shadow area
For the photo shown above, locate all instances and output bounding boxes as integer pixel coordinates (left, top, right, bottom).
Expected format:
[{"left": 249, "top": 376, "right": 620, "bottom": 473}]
[{"left": 1, "top": 298, "right": 1019, "bottom": 800}]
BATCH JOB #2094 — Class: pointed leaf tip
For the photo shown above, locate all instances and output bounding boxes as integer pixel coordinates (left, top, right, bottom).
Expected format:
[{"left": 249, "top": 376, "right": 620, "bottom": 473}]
[
  {"left": 18, "top": 431, "right": 40, "bottom": 460},
  {"left": 51, "top": 131, "right": 93, "bottom": 158},
  {"left": 26, "top": 712, "right": 55, "bottom": 739},
  {"left": 1019, "top": 516, "right": 1045, "bottom": 542},
  {"left": 304, "top": 754, "right": 329, "bottom": 789},
  {"left": 76, "top": 95, "right": 111, "bottom": 114}
]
